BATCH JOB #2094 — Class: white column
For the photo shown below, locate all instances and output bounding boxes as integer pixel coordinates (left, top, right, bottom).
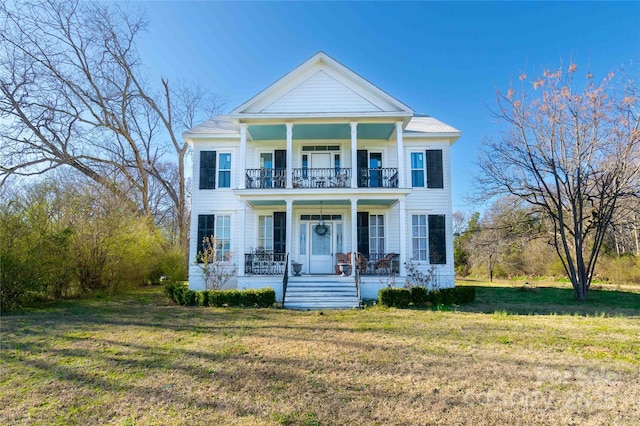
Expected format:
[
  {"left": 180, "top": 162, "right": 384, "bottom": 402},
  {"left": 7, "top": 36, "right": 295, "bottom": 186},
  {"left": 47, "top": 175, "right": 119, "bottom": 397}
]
[
  {"left": 398, "top": 198, "right": 407, "bottom": 277},
  {"left": 286, "top": 123, "right": 293, "bottom": 189},
  {"left": 238, "top": 200, "right": 246, "bottom": 277},
  {"left": 350, "top": 122, "right": 358, "bottom": 189},
  {"left": 396, "top": 121, "right": 405, "bottom": 188},
  {"left": 286, "top": 199, "right": 293, "bottom": 275},
  {"left": 239, "top": 124, "right": 247, "bottom": 189},
  {"left": 350, "top": 198, "right": 358, "bottom": 276}
]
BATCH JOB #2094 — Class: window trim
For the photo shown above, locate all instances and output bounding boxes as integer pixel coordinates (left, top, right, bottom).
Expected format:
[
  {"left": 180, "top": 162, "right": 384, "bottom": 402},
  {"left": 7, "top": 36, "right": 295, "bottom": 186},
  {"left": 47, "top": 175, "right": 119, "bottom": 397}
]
[
  {"left": 215, "top": 214, "right": 232, "bottom": 260},
  {"left": 410, "top": 151, "right": 426, "bottom": 188},
  {"left": 369, "top": 213, "right": 385, "bottom": 256},
  {"left": 257, "top": 214, "right": 274, "bottom": 251},
  {"left": 411, "top": 214, "right": 429, "bottom": 261},
  {"left": 217, "top": 152, "right": 232, "bottom": 189}
]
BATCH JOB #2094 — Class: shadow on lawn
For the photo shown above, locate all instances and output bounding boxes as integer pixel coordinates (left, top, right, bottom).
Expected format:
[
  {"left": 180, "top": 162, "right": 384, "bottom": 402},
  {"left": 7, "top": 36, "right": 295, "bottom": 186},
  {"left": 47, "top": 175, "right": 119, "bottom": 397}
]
[{"left": 457, "top": 285, "right": 640, "bottom": 317}]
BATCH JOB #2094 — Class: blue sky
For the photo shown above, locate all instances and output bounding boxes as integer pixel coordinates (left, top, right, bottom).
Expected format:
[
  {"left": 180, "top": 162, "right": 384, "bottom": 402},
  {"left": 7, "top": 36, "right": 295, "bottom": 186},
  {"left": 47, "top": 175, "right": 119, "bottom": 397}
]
[{"left": 135, "top": 1, "right": 639, "bottom": 212}]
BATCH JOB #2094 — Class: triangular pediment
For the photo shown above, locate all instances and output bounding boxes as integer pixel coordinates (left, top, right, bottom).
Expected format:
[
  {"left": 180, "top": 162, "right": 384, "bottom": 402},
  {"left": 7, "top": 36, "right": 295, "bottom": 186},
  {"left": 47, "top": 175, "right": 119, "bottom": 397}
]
[
  {"left": 231, "top": 52, "right": 413, "bottom": 117},
  {"left": 261, "top": 70, "right": 382, "bottom": 114}
]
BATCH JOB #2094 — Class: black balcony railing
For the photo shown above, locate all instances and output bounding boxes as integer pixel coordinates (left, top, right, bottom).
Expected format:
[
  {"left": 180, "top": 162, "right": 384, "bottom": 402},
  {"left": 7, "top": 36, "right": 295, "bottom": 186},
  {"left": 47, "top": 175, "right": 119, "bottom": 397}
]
[
  {"left": 245, "top": 167, "right": 398, "bottom": 189},
  {"left": 358, "top": 168, "right": 399, "bottom": 188},
  {"left": 244, "top": 167, "right": 399, "bottom": 189},
  {"left": 292, "top": 168, "right": 351, "bottom": 188},
  {"left": 244, "top": 250, "right": 286, "bottom": 275},
  {"left": 245, "top": 169, "right": 286, "bottom": 189}
]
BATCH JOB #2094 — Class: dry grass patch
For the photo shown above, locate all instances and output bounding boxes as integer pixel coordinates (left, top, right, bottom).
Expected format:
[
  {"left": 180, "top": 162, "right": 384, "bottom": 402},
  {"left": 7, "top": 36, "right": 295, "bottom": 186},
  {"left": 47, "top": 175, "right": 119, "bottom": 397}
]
[{"left": 1, "top": 286, "right": 639, "bottom": 425}]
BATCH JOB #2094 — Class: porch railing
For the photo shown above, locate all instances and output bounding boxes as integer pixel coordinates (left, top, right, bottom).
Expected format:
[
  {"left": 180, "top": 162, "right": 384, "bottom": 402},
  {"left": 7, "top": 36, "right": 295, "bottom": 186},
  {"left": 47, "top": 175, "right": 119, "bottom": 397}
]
[
  {"left": 245, "top": 169, "right": 286, "bottom": 189},
  {"left": 244, "top": 167, "right": 400, "bottom": 189},
  {"left": 357, "top": 252, "right": 400, "bottom": 276},
  {"left": 358, "top": 168, "right": 399, "bottom": 188},
  {"left": 292, "top": 168, "right": 351, "bottom": 188},
  {"left": 244, "top": 250, "right": 286, "bottom": 275},
  {"left": 282, "top": 253, "right": 289, "bottom": 303}
]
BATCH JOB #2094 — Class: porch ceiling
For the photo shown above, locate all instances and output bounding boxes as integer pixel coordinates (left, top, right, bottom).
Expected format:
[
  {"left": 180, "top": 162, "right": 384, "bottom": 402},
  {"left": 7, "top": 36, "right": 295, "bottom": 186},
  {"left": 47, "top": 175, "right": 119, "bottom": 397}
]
[{"left": 247, "top": 123, "right": 395, "bottom": 141}]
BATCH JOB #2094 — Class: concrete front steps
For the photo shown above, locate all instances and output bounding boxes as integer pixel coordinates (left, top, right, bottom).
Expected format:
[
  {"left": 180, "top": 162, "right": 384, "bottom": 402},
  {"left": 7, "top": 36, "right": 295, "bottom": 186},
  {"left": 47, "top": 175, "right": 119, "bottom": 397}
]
[{"left": 284, "top": 276, "right": 360, "bottom": 310}]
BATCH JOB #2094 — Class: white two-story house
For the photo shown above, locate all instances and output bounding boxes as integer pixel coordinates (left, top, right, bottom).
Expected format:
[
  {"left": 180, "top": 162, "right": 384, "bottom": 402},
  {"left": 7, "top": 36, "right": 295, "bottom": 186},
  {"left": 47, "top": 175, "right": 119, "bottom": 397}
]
[{"left": 183, "top": 52, "right": 461, "bottom": 309}]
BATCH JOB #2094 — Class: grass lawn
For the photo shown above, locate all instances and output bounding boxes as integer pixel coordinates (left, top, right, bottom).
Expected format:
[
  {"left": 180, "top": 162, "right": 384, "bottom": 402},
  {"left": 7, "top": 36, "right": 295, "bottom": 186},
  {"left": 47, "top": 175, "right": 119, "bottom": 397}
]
[{"left": 1, "top": 282, "right": 639, "bottom": 425}]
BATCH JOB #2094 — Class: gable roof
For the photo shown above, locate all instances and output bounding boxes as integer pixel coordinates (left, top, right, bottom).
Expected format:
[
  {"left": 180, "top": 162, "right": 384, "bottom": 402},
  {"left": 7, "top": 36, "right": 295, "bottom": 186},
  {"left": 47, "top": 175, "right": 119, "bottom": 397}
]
[{"left": 230, "top": 52, "right": 414, "bottom": 118}]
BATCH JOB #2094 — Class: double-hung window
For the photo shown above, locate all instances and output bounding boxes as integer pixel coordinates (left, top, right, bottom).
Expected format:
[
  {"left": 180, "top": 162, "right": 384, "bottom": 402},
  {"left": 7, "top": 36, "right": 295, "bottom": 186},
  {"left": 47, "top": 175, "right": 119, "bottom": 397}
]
[
  {"left": 411, "top": 152, "right": 425, "bottom": 187},
  {"left": 369, "top": 215, "right": 385, "bottom": 255},
  {"left": 411, "top": 150, "right": 443, "bottom": 188},
  {"left": 411, "top": 214, "right": 446, "bottom": 264},
  {"left": 257, "top": 215, "right": 274, "bottom": 251},
  {"left": 412, "top": 215, "right": 428, "bottom": 261},
  {"left": 218, "top": 153, "right": 231, "bottom": 188},
  {"left": 215, "top": 215, "right": 231, "bottom": 259},
  {"left": 196, "top": 214, "right": 232, "bottom": 261}
]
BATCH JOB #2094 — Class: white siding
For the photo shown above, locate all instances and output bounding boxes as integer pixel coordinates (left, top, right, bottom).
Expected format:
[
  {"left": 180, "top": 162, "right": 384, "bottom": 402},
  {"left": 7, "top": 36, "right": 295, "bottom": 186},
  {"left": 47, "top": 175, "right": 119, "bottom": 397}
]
[
  {"left": 261, "top": 70, "right": 382, "bottom": 114},
  {"left": 188, "top": 130, "right": 457, "bottom": 291}
]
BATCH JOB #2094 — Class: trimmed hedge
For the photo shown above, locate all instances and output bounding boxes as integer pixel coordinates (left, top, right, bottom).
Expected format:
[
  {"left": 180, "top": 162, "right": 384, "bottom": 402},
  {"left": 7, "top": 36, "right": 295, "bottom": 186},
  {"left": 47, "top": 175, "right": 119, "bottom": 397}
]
[
  {"left": 378, "top": 288, "right": 411, "bottom": 308},
  {"left": 164, "top": 282, "right": 275, "bottom": 308},
  {"left": 378, "top": 286, "right": 475, "bottom": 308}
]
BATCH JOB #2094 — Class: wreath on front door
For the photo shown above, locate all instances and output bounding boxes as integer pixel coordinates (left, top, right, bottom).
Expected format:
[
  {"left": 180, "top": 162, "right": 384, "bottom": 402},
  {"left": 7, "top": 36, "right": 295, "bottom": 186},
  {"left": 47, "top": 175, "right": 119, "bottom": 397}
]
[{"left": 314, "top": 223, "right": 330, "bottom": 237}]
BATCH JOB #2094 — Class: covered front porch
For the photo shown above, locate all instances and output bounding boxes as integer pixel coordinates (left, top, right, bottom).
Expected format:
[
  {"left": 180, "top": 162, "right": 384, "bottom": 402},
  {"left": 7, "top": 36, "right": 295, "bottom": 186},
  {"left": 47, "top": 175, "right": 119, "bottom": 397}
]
[{"left": 236, "top": 193, "right": 410, "bottom": 278}]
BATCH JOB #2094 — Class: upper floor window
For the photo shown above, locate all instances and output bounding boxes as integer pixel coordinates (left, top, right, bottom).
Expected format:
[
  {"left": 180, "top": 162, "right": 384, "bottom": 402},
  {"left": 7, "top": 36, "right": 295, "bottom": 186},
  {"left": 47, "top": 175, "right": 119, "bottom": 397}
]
[
  {"left": 411, "top": 152, "right": 425, "bottom": 187},
  {"left": 411, "top": 150, "right": 444, "bottom": 188},
  {"left": 218, "top": 153, "right": 231, "bottom": 188}
]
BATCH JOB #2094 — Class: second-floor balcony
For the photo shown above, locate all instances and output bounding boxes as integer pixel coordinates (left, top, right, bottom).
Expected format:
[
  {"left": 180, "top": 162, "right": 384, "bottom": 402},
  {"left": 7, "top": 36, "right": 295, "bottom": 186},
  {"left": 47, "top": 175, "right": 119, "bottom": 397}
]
[{"left": 245, "top": 167, "right": 399, "bottom": 190}]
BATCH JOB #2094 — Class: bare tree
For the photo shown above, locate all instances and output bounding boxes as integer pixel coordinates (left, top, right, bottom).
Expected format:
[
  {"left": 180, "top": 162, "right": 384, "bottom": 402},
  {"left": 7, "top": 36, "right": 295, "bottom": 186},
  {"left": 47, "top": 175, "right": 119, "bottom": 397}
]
[
  {"left": 0, "top": 0, "right": 225, "bottom": 254},
  {"left": 478, "top": 63, "right": 640, "bottom": 300}
]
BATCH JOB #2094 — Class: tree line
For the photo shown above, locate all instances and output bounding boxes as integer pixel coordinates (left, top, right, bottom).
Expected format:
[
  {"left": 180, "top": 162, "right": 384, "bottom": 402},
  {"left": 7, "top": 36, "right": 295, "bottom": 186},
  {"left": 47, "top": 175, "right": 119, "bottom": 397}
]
[
  {"left": 0, "top": 0, "right": 224, "bottom": 309},
  {"left": 454, "top": 198, "right": 640, "bottom": 285}
]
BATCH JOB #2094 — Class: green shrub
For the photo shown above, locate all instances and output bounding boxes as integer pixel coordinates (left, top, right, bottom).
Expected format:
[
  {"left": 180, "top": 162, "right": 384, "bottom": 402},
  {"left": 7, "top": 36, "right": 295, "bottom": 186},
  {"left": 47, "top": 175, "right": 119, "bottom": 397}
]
[
  {"left": 410, "top": 286, "right": 429, "bottom": 307},
  {"left": 163, "top": 281, "right": 187, "bottom": 304},
  {"left": 165, "top": 285, "right": 275, "bottom": 308},
  {"left": 378, "top": 287, "right": 411, "bottom": 308},
  {"left": 183, "top": 290, "right": 197, "bottom": 306},
  {"left": 378, "top": 286, "right": 476, "bottom": 309}
]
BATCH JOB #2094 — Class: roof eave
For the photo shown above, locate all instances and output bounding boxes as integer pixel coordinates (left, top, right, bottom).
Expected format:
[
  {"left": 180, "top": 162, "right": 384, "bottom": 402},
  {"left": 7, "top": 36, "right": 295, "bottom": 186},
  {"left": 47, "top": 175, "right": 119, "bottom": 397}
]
[{"left": 404, "top": 131, "right": 462, "bottom": 145}]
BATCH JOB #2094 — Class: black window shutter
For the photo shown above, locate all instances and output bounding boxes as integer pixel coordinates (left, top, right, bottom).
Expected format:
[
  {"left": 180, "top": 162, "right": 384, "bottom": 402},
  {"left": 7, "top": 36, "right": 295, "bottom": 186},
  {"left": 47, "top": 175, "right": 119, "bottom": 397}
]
[
  {"left": 428, "top": 215, "right": 446, "bottom": 264},
  {"left": 196, "top": 214, "right": 215, "bottom": 262},
  {"left": 199, "top": 151, "right": 217, "bottom": 189},
  {"left": 273, "top": 212, "right": 286, "bottom": 254},
  {"left": 357, "top": 212, "right": 370, "bottom": 256},
  {"left": 426, "top": 150, "right": 443, "bottom": 189},
  {"left": 357, "top": 150, "right": 368, "bottom": 188},
  {"left": 274, "top": 150, "right": 287, "bottom": 188}
]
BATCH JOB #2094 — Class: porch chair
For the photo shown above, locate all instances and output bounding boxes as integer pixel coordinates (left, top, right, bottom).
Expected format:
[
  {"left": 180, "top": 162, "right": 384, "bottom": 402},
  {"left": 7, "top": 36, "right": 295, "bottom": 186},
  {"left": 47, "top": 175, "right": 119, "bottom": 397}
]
[
  {"left": 335, "top": 252, "right": 350, "bottom": 275},
  {"left": 347, "top": 252, "right": 369, "bottom": 274},
  {"left": 374, "top": 252, "right": 398, "bottom": 274}
]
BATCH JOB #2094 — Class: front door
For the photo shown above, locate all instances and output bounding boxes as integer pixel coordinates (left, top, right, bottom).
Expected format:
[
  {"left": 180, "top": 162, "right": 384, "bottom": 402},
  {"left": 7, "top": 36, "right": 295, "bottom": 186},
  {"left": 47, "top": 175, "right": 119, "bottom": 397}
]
[
  {"left": 309, "top": 222, "right": 333, "bottom": 274},
  {"left": 311, "top": 153, "right": 331, "bottom": 187}
]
